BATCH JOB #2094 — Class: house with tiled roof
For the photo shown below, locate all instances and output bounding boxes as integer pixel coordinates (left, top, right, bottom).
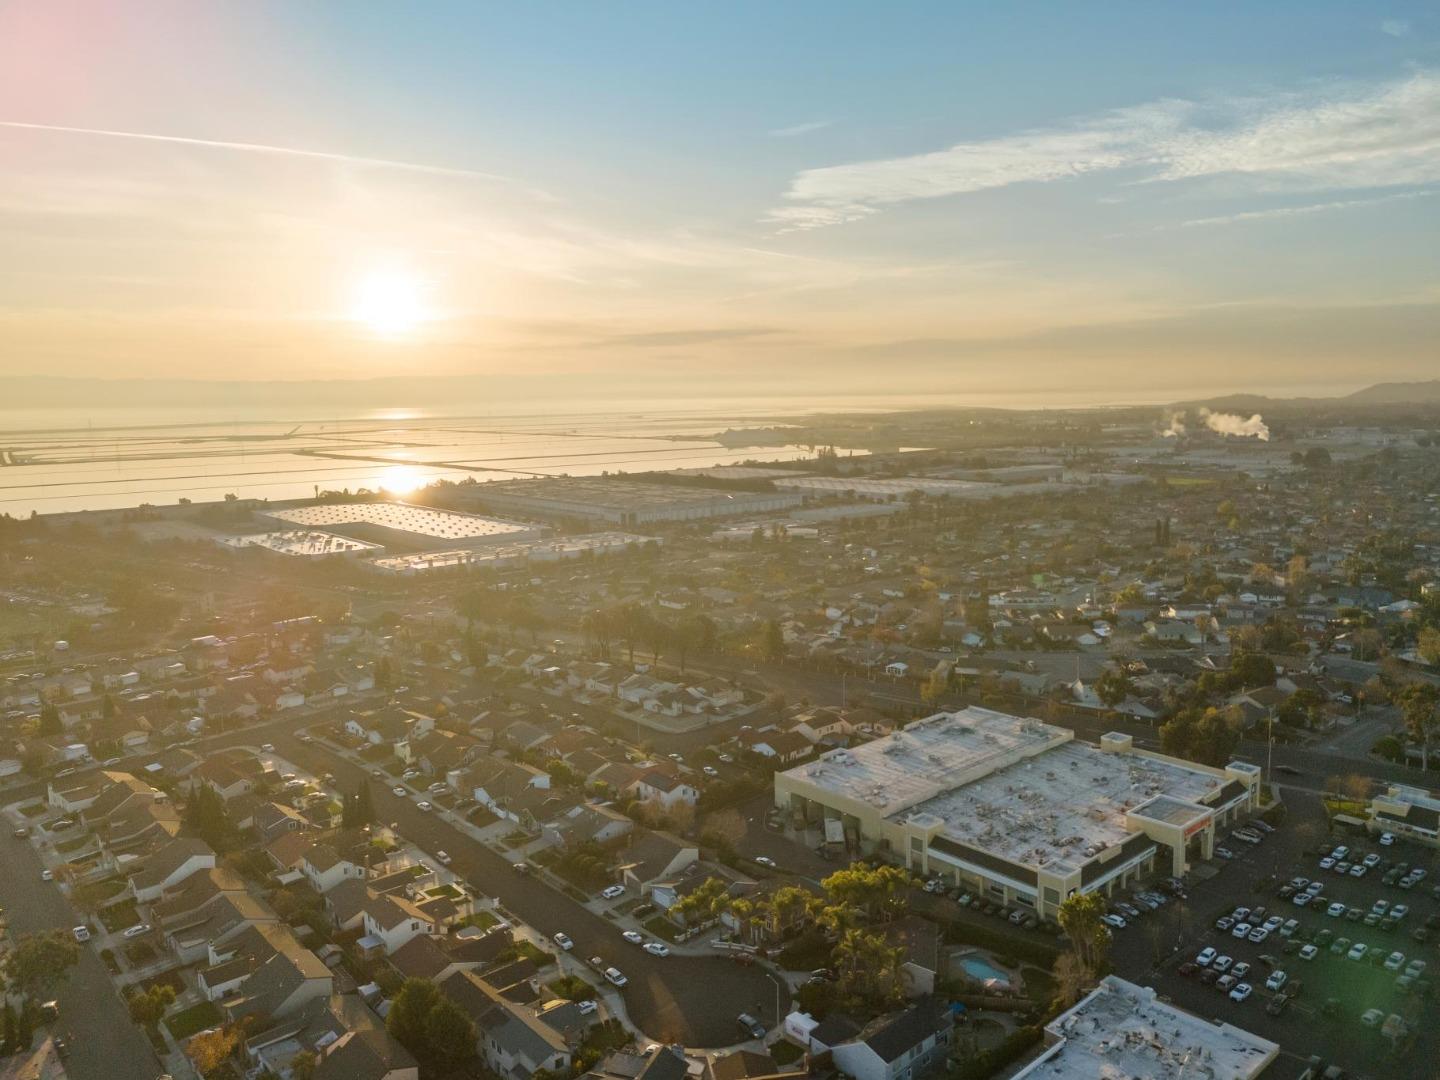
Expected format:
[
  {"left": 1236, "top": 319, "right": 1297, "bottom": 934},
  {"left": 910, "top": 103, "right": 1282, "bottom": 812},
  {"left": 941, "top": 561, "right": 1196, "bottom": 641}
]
[
  {"left": 361, "top": 893, "right": 437, "bottom": 956},
  {"left": 438, "top": 969, "right": 573, "bottom": 1080}
]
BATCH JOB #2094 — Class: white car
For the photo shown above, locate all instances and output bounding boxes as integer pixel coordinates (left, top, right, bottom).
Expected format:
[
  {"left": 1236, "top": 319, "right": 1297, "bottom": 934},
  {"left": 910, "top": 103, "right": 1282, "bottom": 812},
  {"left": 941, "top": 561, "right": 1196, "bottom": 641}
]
[
  {"left": 1391, "top": 903, "right": 1410, "bottom": 920},
  {"left": 72, "top": 926, "right": 90, "bottom": 943},
  {"left": 1380, "top": 832, "right": 1395, "bottom": 846},
  {"left": 1363, "top": 853, "right": 1381, "bottom": 868},
  {"left": 1231, "top": 922, "right": 1253, "bottom": 939},
  {"left": 1212, "top": 955, "right": 1233, "bottom": 974},
  {"left": 622, "top": 930, "right": 644, "bottom": 945},
  {"left": 601, "top": 885, "right": 625, "bottom": 900},
  {"left": 604, "top": 967, "right": 627, "bottom": 987},
  {"left": 1262, "top": 916, "right": 1284, "bottom": 933},
  {"left": 1228, "top": 983, "right": 1252, "bottom": 1003},
  {"left": 1383, "top": 951, "right": 1406, "bottom": 972},
  {"left": 415, "top": 801, "right": 432, "bottom": 812},
  {"left": 755, "top": 856, "right": 776, "bottom": 868},
  {"left": 1347, "top": 943, "right": 1369, "bottom": 961},
  {"left": 429, "top": 782, "right": 448, "bottom": 795},
  {"left": 40, "top": 870, "right": 53, "bottom": 882},
  {"left": 261, "top": 743, "right": 275, "bottom": 752},
  {"left": 1247, "top": 926, "right": 1270, "bottom": 944},
  {"left": 644, "top": 942, "right": 670, "bottom": 957},
  {"left": 123, "top": 923, "right": 151, "bottom": 938},
  {"left": 1299, "top": 944, "right": 1319, "bottom": 961},
  {"left": 703, "top": 766, "right": 719, "bottom": 778},
  {"left": 1215, "top": 846, "right": 1235, "bottom": 860},
  {"left": 1326, "top": 902, "right": 1347, "bottom": 917},
  {"left": 577, "top": 1000, "right": 597, "bottom": 1015},
  {"left": 1196, "top": 947, "right": 1217, "bottom": 967},
  {"left": 1265, "top": 970, "right": 1288, "bottom": 991},
  {"left": 553, "top": 932, "right": 574, "bottom": 951},
  {"left": 1101, "top": 914, "right": 1126, "bottom": 929},
  {"left": 1319, "top": 857, "right": 1336, "bottom": 870},
  {"left": 1361, "top": 1008, "right": 1385, "bottom": 1027},
  {"left": 435, "top": 851, "right": 452, "bottom": 865},
  {"left": 391, "top": 786, "right": 407, "bottom": 797}
]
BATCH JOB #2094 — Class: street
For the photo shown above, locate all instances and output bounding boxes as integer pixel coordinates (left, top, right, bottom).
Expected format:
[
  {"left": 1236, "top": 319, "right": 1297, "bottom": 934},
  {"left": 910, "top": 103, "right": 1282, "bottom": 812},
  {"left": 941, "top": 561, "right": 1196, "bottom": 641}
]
[
  {"left": 0, "top": 832, "right": 162, "bottom": 1080},
  {"left": 273, "top": 732, "right": 791, "bottom": 1047}
]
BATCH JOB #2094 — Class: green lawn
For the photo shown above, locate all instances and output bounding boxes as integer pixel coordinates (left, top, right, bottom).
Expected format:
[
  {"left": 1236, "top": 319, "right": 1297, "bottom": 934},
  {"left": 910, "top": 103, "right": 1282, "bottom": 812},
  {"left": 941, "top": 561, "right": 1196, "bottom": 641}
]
[
  {"left": 98, "top": 899, "right": 140, "bottom": 933},
  {"left": 547, "top": 974, "right": 594, "bottom": 1001},
  {"left": 165, "top": 1001, "right": 222, "bottom": 1041},
  {"left": 55, "top": 835, "right": 93, "bottom": 854},
  {"left": 642, "top": 916, "right": 681, "bottom": 943},
  {"left": 464, "top": 910, "right": 499, "bottom": 931}
]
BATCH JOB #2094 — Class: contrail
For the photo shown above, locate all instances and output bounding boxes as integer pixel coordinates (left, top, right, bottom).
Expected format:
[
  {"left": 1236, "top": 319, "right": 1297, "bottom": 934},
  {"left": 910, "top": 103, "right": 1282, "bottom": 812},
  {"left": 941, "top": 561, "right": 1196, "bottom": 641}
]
[{"left": 0, "top": 119, "right": 521, "bottom": 186}]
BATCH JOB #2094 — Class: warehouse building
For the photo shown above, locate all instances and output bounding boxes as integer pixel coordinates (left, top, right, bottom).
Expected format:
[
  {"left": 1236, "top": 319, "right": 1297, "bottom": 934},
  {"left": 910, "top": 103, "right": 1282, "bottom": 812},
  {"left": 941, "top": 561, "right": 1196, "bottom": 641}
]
[
  {"left": 262, "top": 501, "right": 542, "bottom": 549},
  {"left": 1013, "top": 975, "right": 1279, "bottom": 1079},
  {"left": 462, "top": 477, "right": 801, "bottom": 526},
  {"left": 369, "top": 532, "right": 659, "bottom": 576},
  {"left": 217, "top": 530, "right": 382, "bottom": 558},
  {"left": 1368, "top": 785, "right": 1440, "bottom": 847},
  {"left": 774, "top": 707, "right": 1260, "bottom": 921}
]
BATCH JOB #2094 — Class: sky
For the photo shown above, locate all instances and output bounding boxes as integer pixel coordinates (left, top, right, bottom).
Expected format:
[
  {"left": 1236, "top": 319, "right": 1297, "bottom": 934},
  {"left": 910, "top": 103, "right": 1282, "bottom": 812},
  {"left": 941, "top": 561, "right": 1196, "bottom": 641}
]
[{"left": 1, "top": 1, "right": 1438, "bottom": 404}]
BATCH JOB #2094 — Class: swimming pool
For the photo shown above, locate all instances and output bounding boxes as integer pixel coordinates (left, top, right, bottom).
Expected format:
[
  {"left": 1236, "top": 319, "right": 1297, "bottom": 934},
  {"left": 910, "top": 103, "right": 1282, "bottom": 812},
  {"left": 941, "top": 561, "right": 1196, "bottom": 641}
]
[{"left": 958, "top": 955, "right": 1011, "bottom": 983}]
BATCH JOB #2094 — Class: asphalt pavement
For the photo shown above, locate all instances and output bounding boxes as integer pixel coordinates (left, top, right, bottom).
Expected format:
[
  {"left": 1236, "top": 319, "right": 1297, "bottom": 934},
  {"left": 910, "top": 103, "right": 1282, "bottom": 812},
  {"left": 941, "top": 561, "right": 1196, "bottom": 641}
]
[
  {"left": 0, "top": 831, "right": 162, "bottom": 1080},
  {"left": 273, "top": 732, "right": 791, "bottom": 1048}
]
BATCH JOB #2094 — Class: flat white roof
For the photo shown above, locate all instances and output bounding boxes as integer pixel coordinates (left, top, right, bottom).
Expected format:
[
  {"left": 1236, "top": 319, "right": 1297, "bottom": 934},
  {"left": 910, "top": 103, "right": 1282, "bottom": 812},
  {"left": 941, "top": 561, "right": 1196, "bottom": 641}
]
[
  {"left": 218, "top": 530, "right": 381, "bottom": 556},
  {"left": 782, "top": 707, "right": 1229, "bottom": 871},
  {"left": 265, "top": 502, "right": 533, "bottom": 541},
  {"left": 1014, "top": 975, "right": 1278, "bottom": 1080},
  {"left": 773, "top": 476, "right": 1003, "bottom": 497},
  {"left": 370, "top": 532, "right": 656, "bottom": 573}
]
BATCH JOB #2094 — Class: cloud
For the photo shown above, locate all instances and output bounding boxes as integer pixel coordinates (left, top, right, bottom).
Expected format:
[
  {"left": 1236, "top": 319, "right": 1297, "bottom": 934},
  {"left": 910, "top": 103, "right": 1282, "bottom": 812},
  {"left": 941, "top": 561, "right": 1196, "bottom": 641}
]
[
  {"left": 770, "top": 71, "right": 1440, "bottom": 228},
  {"left": 1170, "top": 189, "right": 1435, "bottom": 228},
  {"left": 0, "top": 120, "right": 537, "bottom": 191},
  {"left": 1381, "top": 18, "right": 1411, "bottom": 37},
  {"left": 769, "top": 120, "right": 834, "bottom": 138}
]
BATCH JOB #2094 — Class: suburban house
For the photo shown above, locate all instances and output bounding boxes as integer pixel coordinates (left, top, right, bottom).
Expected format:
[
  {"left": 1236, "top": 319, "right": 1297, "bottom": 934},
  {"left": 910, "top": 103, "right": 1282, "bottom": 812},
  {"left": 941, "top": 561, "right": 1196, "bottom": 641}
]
[
  {"left": 243, "top": 994, "right": 416, "bottom": 1080},
  {"left": 438, "top": 969, "right": 573, "bottom": 1079},
  {"left": 129, "top": 836, "right": 218, "bottom": 902},
  {"left": 360, "top": 893, "right": 437, "bottom": 956},
  {"left": 302, "top": 843, "right": 370, "bottom": 894},
  {"left": 541, "top": 803, "right": 634, "bottom": 849},
  {"left": 825, "top": 998, "right": 953, "bottom": 1080},
  {"left": 632, "top": 770, "right": 700, "bottom": 810},
  {"left": 613, "top": 831, "right": 699, "bottom": 892}
]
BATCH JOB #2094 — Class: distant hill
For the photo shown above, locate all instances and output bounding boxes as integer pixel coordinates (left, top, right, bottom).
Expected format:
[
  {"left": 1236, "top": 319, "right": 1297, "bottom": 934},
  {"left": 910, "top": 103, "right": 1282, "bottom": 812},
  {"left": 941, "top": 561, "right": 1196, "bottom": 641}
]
[{"left": 1341, "top": 380, "right": 1440, "bottom": 405}]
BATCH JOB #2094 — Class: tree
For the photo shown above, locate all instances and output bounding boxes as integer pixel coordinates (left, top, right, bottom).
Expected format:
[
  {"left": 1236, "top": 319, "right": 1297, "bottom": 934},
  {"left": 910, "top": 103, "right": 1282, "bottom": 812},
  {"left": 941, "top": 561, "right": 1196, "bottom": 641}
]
[
  {"left": 374, "top": 655, "right": 394, "bottom": 691},
  {"left": 184, "top": 784, "right": 240, "bottom": 851},
  {"left": 4, "top": 930, "right": 80, "bottom": 1001},
  {"left": 187, "top": 1024, "right": 242, "bottom": 1078},
  {"left": 701, "top": 807, "right": 747, "bottom": 853},
  {"left": 1418, "top": 626, "right": 1440, "bottom": 667},
  {"left": 762, "top": 619, "right": 786, "bottom": 662},
  {"left": 388, "top": 978, "right": 442, "bottom": 1049},
  {"left": 37, "top": 698, "right": 61, "bottom": 737},
  {"left": 1303, "top": 447, "right": 1332, "bottom": 469},
  {"left": 1094, "top": 668, "right": 1131, "bottom": 708},
  {"left": 290, "top": 1050, "right": 317, "bottom": 1080},
  {"left": 1050, "top": 951, "right": 1091, "bottom": 1011},
  {"left": 127, "top": 984, "right": 176, "bottom": 1026},
  {"left": 832, "top": 929, "right": 906, "bottom": 1010},
  {"left": 1398, "top": 683, "right": 1440, "bottom": 770},
  {"left": 920, "top": 665, "right": 949, "bottom": 706},
  {"left": 1056, "top": 892, "right": 1110, "bottom": 977},
  {"left": 423, "top": 996, "right": 477, "bottom": 1067},
  {"left": 820, "top": 863, "right": 914, "bottom": 923}
]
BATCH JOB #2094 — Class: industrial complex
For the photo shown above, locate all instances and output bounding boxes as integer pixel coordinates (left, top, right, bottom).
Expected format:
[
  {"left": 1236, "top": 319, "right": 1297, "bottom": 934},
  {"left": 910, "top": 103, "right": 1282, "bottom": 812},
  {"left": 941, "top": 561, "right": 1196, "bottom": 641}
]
[
  {"left": 263, "top": 501, "right": 542, "bottom": 547},
  {"left": 460, "top": 476, "right": 802, "bottom": 525},
  {"left": 774, "top": 707, "right": 1261, "bottom": 921}
]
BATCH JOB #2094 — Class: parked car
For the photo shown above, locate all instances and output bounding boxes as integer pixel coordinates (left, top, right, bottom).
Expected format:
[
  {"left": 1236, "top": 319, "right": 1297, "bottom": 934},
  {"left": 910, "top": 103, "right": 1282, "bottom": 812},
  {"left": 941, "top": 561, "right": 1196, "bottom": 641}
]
[
  {"left": 644, "top": 942, "right": 670, "bottom": 957},
  {"left": 1299, "top": 944, "right": 1319, "bottom": 961},
  {"left": 553, "top": 932, "right": 574, "bottom": 951},
  {"left": 736, "top": 1013, "right": 766, "bottom": 1040},
  {"left": 604, "top": 967, "right": 627, "bottom": 987},
  {"left": 622, "top": 930, "right": 644, "bottom": 944},
  {"left": 577, "top": 1000, "right": 597, "bottom": 1015},
  {"left": 601, "top": 885, "right": 625, "bottom": 900},
  {"left": 122, "top": 923, "right": 150, "bottom": 938},
  {"left": 1229, "top": 983, "right": 1252, "bottom": 1003},
  {"left": 435, "top": 850, "right": 451, "bottom": 865},
  {"left": 1196, "top": 947, "right": 1217, "bottom": 967},
  {"left": 40, "top": 870, "right": 52, "bottom": 882},
  {"left": 391, "top": 786, "right": 407, "bottom": 797},
  {"left": 1101, "top": 914, "right": 1126, "bottom": 930},
  {"left": 755, "top": 856, "right": 777, "bottom": 869},
  {"left": 71, "top": 925, "right": 90, "bottom": 943},
  {"left": 1265, "top": 970, "right": 1288, "bottom": 991}
]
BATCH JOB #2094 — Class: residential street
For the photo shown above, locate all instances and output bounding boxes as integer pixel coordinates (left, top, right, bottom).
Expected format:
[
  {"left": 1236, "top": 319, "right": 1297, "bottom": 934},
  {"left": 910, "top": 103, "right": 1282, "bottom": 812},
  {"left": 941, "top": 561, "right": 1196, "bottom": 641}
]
[
  {"left": 273, "top": 732, "right": 792, "bottom": 1048},
  {"left": 0, "top": 832, "right": 162, "bottom": 1080}
]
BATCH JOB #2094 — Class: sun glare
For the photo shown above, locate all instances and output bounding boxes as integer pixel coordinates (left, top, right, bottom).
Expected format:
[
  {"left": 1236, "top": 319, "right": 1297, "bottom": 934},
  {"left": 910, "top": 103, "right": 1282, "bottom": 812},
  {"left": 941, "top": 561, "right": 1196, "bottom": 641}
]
[
  {"left": 350, "top": 269, "right": 428, "bottom": 336},
  {"left": 377, "top": 465, "right": 425, "bottom": 494}
]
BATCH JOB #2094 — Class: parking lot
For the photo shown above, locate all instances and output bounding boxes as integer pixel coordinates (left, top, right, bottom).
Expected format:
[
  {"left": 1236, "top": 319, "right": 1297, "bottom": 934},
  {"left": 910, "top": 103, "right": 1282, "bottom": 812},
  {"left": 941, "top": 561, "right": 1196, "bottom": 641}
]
[{"left": 1111, "top": 791, "right": 1440, "bottom": 1079}]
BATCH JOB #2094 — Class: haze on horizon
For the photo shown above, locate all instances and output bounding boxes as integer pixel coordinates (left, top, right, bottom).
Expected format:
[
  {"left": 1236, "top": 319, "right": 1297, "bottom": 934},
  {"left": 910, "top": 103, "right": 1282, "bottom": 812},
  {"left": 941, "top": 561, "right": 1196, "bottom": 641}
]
[{"left": 2, "top": 1, "right": 1438, "bottom": 405}]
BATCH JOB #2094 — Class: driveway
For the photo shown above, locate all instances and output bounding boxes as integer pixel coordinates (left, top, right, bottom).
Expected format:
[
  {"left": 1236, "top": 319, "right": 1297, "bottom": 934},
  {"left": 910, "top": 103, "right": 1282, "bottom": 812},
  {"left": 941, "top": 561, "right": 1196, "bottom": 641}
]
[
  {"left": 0, "top": 832, "right": 161, "bottom": 1080},
  {"left": 275, "top": 733, "right": 790, "bottom": 1048}
]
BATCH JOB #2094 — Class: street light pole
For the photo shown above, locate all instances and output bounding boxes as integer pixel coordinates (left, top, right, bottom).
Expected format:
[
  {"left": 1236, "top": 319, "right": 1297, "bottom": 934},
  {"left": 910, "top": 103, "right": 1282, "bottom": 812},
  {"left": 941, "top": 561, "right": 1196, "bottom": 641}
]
[{"left": 765, "top": 972, "right": 783, "bottom": 1027}]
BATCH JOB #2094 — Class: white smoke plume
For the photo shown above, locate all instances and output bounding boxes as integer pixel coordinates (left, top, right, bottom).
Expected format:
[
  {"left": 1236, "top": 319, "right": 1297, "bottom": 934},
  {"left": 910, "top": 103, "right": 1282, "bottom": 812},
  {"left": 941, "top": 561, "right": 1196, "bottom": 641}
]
[
  {"left": 1160, "top": 411, "right": 1187, "bottom": 438},
  {"left": 1199, "top": 408, "right": 1269, "bottom": 441}
]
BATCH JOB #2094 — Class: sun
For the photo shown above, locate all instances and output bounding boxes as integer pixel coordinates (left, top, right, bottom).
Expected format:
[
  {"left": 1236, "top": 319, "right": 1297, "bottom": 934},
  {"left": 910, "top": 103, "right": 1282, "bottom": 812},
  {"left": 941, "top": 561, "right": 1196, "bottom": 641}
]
[{"left": 350, "top": 269, "right": 428, "bottom": 336}]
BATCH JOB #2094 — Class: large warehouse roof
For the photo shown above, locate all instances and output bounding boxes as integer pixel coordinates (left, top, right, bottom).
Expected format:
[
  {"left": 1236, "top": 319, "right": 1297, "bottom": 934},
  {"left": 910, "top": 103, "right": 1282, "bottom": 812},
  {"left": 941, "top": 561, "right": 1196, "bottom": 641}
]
[{"left": 265, "top": 502, "right": 533, "bottom": 541}]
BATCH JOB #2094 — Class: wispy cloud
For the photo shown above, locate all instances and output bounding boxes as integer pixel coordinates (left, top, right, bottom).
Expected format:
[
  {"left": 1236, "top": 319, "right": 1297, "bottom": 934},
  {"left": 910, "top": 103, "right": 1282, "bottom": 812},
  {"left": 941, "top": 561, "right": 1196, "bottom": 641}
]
[
  {"left": 0, "top": 120, "right": 536, "bottom": 191},
  {"left": 770, "top": 71, "right": 1440, "bottom": 229},
  {"left": 1171, "top": 189, "right": 1435, "bottom": 229},
  {"left": 768, "top": 120, "right": 833, "bottom": 138},
  {"left": 1381, "top": 18, "right": 1411, "bottom": 37}
]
